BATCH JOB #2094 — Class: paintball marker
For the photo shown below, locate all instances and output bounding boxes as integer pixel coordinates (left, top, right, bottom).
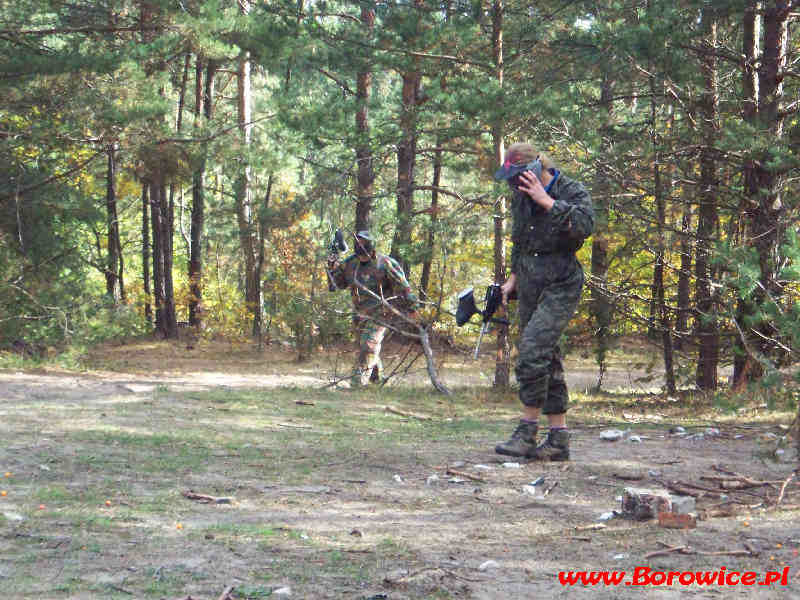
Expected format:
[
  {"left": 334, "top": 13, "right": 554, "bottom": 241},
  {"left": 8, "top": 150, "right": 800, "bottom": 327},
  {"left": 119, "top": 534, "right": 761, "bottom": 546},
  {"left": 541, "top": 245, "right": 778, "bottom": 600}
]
[
  {"left": 326, "top": 228, "right": 349, "bottom": 291},
  {"left": 456, "top": 284, "right": 515, "bottom": 359}
]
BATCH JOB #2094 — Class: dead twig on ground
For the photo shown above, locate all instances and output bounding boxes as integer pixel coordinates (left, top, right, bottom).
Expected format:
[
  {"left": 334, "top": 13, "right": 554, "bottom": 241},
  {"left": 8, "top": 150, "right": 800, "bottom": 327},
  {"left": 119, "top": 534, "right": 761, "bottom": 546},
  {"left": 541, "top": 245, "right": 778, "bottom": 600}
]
[
  {"left": 543, "top": 481, "right": 559, "bottom": 497},
  {"left": 216, "top": 586, "right": 235, "bottom": 600},
  {"left": 775, "top": 472, "right": 797, "bottom": 507},
  {"left": 182, "top": 490, "right": 233, "bottom": 504},
  {"left": 645, "top": 541, "right": 754, "bottom": 560},
  {"left": 385, "top": 405, "right": 432, "bottom": 420},
  {"left": 644, "top": 545, "right": 689, "bottom": 559},
  {"left": 445, "top": 468, "right": 486, "bottom": 483}
]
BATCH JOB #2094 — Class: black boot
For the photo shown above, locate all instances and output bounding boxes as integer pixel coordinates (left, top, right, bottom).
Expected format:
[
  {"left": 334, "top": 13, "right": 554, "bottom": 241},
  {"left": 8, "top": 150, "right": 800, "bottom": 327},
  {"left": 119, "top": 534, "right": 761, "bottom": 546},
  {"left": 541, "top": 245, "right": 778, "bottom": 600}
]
[{"left": 495, "top": 421, "right": 538, "bottom": 457}]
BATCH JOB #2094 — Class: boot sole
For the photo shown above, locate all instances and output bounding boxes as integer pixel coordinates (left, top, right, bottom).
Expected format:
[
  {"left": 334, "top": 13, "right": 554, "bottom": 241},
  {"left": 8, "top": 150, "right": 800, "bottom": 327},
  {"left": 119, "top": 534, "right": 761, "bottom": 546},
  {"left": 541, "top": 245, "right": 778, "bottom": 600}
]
[{"left": 494, "top": 445, "right": 535, "bottom": 458}]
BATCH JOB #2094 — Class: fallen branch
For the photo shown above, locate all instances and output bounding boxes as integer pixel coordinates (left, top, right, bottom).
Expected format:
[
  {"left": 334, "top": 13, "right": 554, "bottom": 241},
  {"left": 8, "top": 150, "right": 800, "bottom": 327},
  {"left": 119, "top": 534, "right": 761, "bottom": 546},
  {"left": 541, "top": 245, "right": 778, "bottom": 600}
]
[
  {"left": 217, "top": 586, "right": 235, "bottom": 600},
  {"left": 574, "top": 523, "right": 606, "bottom": 531},
  {"left": 774, "top": 472, "right": 797, "bottom": 506},
  {"left": 351, "top": 272, "right": 450, "bottom": 395},
  {"left": 645, "top": 542, "right": 754, "bottom": 560},
  {"left": 445, "top": 468, "right": 487, "bottom": 483},
  {"left": 182, "top": 490, "right": 233, "bottom": 504},
  {"left": 644, "top": 545, "right": 689, "bottom": 559},
  {"left": 543, "top": 481, "right": 559, "bottom": 497},
  {"left": 277, "top": 422, "right": 312, "bottom": 429},
  {"left": 385, "top": 405, "right": 432, "bottom": 420}
]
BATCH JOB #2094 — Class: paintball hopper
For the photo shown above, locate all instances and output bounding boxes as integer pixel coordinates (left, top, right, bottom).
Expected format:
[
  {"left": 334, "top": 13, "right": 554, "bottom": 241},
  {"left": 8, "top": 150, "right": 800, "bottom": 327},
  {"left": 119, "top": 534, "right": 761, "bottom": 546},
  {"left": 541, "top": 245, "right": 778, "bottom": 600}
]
[
  {"left": 456, "top": 284, "right": 515, "bottom": 359},
  {"left": 456, "top": 287, "right": 479, "bottom": 327},
  {"left": 330, "top": 229, "right": 348, "bottom": 254}
]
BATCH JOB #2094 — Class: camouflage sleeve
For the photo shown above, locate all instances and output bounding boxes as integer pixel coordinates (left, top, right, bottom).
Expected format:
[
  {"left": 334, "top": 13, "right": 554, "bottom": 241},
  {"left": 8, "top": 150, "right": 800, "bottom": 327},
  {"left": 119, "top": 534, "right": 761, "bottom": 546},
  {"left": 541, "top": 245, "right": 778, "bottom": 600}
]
[
  {"left": 550, "top": 178, "right": 594, "bottom": 240},
  {"left": 380, "top": 256, "right": 420, "bottom": 311},
  {"left": 509, "top": 193, "right": 524, "bottom": 274}
]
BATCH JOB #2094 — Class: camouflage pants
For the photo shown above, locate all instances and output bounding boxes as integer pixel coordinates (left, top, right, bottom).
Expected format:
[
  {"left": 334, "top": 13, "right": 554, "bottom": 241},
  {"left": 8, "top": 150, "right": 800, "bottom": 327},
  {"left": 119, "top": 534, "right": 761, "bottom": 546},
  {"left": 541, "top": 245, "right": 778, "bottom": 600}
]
[
  {"left": 352, "top": 317, "right": 387, "bottom": 386},
  {"left": 515, "top": 253, "right": 584, "bottom": 414}
]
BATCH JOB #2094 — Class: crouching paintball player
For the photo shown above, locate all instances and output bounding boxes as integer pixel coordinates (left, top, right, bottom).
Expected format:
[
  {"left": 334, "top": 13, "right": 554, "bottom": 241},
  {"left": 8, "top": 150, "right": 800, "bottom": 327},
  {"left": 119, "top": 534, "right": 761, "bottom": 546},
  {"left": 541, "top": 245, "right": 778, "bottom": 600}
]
[
  {"left": 326, "top": 230, "right": 421, "bottom": 386},
  {"left": 494, "top": 144, "right": 594, "bottom": 461}
]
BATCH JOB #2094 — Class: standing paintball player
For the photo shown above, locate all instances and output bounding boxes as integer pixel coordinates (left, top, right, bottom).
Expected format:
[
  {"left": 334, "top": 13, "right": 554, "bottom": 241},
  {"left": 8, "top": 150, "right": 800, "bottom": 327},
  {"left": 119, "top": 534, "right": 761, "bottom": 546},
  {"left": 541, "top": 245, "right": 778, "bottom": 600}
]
[
  {"left": 327, "top": 231, "right": 420, "bottom": 386},
  {"left": 494, "top": 144, "right": 594, "bottom": 460}
]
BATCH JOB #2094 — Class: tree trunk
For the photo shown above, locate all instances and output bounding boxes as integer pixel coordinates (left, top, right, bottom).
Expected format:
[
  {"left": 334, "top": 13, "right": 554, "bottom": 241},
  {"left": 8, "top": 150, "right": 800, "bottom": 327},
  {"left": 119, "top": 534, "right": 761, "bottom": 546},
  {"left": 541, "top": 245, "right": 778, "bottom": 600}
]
[
  {"left": 734, "top": 0, "right": 788, "bottom": 388},
  {"left": 354, "top": 5, "right": 375, "bottom": 233},
  {"left": 695, "top": 8, "right": 720, "bottom": 390},
  {"left": 674, "top": 198, "right": 693, "bottom": 350},
  {"left": 235, "top": 1, "right": 262, "bottom": 337},
  {"left": 419, "top": 140, "right": 441, "bottom": 299},
  {"left": 391, "top": 69, "right": 419, "bottom": 277},
  {"left": 649, "top": 74, "right": 676, "bottom": 395},
  {"left": 141, "top": 183, "right": 152, "bottom": 325},
  {"left": 105, "top": 144, "right": 122, "bottom": 301},
  {"left": 591, "top": 71, "right": 614, "bottom": 390},
  {"left": 489, "top": 0, "right": 511, "bottom": 388},
  {"left": 189, "top": 58, "right": 215, "bottom": 328},
  {"left": 150, "top": 177, "right": 165, "bottom": 334}
]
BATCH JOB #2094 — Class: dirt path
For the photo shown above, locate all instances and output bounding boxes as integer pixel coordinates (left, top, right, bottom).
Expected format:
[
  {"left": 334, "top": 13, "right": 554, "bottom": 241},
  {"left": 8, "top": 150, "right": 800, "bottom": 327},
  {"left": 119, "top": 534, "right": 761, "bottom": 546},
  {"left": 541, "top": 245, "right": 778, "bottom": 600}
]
[{"left": 0, "top": 344, "right": 796, "bottom": 599}]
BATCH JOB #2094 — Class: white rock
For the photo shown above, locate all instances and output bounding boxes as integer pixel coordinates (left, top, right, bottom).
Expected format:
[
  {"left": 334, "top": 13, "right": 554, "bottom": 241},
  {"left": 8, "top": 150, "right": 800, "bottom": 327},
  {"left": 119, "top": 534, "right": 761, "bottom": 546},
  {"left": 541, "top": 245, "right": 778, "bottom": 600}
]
[
  {"left": 502, "top": 462, "right": 521, "bottom": 469},
  {"left": 613, "top": 553, "right": 629, "bottom": 560},
  {"left": 392, "top": 474, "right": 403, "bottom": 484},
  {"left": 272, "top": 587, "right": 291, "bottom": 596},
  {"left": 473, "top": 464, "right": 493, "bottom": 470},
  {"left": 478, "top": 560, "right": 500, "bottom": 571},
  {"left": 598, "top": 511, "right": 616, "bottom": 521},
  {"left": 670, "top": 495, "right": 696, "bottom": 515},
  {"left": 629, "top": 435, "right": 642, "bottom": 443},
  {"left": 522, "top": 485, "right": 538, "bottom": 496},
  {"left": 648, "top": 469, "right": 661, "bottom": 477},
  {"left": 2, "top": 512, "right": 24, "bottom": 521},
  {"left": 600, "top": 429, "right": 624, "bottom": 441},
  {"left": 705, "top": 427, "right": 720, "bottom": 436},
  {"left": 426, "top": 474, "right": 440, "bottom": 485}
]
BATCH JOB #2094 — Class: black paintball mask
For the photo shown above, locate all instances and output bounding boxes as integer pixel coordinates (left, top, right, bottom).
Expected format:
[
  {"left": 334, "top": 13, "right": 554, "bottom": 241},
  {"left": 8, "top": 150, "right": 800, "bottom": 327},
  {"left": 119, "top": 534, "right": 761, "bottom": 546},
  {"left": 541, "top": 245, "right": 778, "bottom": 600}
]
[{"left": 354, "top": 231, "right": 375, "bottom": 258}]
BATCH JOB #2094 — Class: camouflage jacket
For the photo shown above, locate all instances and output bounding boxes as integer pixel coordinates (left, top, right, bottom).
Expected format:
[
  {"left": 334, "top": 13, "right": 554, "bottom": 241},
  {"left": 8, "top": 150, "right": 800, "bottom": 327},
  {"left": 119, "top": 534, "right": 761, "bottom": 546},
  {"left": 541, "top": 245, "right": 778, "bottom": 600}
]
[
  {"left": 328, "top": 253, "right": 420, "bottom": 316},
  {"left": 510, "top": 172, "right": 594, "bottom": 274}
]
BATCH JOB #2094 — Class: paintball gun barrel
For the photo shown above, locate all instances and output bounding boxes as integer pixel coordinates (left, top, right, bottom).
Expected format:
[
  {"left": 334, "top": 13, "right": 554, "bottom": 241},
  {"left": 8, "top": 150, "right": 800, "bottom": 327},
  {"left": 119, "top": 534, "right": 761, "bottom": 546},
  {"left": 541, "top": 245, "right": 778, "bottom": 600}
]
[{"left": 456, "top": 284, "right": 513, "bottom": 359}]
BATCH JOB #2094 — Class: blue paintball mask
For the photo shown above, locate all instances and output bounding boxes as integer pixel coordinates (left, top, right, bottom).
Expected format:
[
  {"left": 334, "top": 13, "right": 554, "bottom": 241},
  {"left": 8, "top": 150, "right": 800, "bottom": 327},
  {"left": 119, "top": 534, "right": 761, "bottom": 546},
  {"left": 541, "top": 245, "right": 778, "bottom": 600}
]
[{"left": 495, "top": 154, "right": 543, "bottom": 190}]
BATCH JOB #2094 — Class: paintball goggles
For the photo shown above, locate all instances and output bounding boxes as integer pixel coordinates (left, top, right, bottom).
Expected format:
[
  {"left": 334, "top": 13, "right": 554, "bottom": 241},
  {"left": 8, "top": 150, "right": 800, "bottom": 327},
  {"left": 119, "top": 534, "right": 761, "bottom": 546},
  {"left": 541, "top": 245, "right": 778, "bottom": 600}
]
[
  {"left": 326, "top": 229, "right": 349, "bottom": 291},
  {"left": 456, "top": 284, "right": 515, "bottom": 359}
]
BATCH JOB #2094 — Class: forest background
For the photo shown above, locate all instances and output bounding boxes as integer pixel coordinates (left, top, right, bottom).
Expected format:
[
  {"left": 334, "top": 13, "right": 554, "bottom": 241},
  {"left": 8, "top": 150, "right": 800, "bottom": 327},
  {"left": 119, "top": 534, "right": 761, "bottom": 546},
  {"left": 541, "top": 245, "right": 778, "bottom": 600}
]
[{"left": 1, "top": 0, "right": 799, "bottom": 400}]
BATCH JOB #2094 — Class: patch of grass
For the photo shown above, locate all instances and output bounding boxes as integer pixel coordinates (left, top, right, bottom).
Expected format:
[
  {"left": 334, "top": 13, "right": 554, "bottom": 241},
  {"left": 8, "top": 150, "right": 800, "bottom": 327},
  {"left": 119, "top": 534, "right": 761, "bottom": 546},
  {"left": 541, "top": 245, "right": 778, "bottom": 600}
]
[
  {"left": 34, "top": 485, "right": 71, "bottom": 503},
  {"left": 232, "top": 584, "right": 273, "bottom": 598},
  {"left": 205, "top": 523, "right": 279, "bottom": 541}
]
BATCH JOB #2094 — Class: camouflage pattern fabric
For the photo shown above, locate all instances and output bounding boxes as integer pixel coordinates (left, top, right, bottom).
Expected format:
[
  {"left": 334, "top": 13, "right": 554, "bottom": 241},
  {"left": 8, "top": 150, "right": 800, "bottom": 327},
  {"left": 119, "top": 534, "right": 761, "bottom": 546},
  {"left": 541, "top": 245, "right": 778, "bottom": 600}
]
[
  {"left": 328, "top": 253, "right": 419, "bottom": 386},
  {"left": 509, "top": 172, "right": 594, "bottom": 413},
  {"left": 353, "top": 319, "right": 387, "bottom": 386},
  {"left": 328, "top": 253, "right": 419, "bottom": 317},
  {"left": 515, "top": 253, "right": 584, "bottom": 412},
  {"left": 510, "top": 173, "right": 594, "bottom": 274}
]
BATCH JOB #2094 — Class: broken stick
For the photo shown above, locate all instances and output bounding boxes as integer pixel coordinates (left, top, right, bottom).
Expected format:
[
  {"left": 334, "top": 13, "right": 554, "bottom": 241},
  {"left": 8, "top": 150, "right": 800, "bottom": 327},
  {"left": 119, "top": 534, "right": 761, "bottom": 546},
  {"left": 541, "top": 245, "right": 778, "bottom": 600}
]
[
  {"left": 182, "top": 490, "right": 233, "bottom": 504},
  {"left": 385, "top": 405, "right": 432, "bottom": 420},
  {"left": 445, "top": 468, "right": 486, "bottom": 483}
]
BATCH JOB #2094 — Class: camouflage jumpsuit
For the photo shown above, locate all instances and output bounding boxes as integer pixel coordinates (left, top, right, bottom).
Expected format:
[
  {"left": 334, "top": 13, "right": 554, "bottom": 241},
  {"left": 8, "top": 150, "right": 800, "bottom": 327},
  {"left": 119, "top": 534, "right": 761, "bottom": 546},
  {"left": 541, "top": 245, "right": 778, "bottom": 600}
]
[
  {"left": 328, "top": 253, "right": 420, "bottom": 386},
  {"left": 510, "top": 173, "right": 594, "bottom": 412}
]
